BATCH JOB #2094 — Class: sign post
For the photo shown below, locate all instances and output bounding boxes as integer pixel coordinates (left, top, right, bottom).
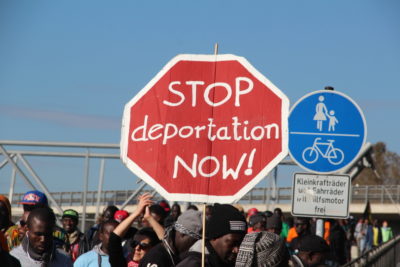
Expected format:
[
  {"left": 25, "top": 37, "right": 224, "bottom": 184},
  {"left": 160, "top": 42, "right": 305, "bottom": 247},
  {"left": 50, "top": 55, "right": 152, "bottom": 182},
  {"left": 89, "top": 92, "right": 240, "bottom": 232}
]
[
  {"left": 121, "top": 54, "right": 289, "bottom": 203},
  {"left": 292, "top": 173, "right": 351, "bottom": 218}
]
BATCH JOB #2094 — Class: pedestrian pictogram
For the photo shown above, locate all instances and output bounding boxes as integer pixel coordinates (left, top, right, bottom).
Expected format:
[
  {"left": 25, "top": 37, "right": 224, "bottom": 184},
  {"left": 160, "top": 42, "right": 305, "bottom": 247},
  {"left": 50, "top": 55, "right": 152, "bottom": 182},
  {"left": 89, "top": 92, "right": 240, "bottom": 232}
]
[{"left": 289, "top": 90, "right": 366, "bottom": 174}]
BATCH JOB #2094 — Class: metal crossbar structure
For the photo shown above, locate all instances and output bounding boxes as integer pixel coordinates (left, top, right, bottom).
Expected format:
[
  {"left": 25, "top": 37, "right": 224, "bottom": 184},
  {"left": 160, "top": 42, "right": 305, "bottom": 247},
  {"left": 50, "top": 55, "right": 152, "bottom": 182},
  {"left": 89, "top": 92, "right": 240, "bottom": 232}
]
[
  {"left": 342, "top": 235, "right": 400, "bottom": 267},
  {"left": 4, "top": 185, "right": 400, "bottom": 208},
  {"left": 0, "top": 140, "right": 383, "bottom": 230}
]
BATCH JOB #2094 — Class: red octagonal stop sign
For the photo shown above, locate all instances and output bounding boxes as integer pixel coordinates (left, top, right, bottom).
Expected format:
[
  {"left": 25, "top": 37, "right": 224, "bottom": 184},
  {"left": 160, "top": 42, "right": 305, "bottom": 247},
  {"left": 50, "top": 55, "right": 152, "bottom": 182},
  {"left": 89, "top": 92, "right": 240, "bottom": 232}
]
[{"left": 121, "top": 54, "right": 289, "bottom": 203}]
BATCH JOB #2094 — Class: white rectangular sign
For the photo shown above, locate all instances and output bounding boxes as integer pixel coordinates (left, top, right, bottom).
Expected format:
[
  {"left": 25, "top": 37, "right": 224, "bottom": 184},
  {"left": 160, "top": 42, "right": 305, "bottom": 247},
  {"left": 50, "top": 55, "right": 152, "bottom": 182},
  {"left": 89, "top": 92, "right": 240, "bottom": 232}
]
[{"left": 291, "top": 173, "right": 351, "bottom": 219}]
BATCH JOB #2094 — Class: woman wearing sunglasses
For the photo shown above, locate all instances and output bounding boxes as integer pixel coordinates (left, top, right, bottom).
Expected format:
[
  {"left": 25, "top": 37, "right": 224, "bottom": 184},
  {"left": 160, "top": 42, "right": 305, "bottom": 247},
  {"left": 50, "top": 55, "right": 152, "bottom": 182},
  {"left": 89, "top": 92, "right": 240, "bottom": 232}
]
[
  {"left": 127, "top": 228, "right": 158, "bottom": 267},
  {"left": 108, "top": 194, "right": 160, "bottom": 267}
]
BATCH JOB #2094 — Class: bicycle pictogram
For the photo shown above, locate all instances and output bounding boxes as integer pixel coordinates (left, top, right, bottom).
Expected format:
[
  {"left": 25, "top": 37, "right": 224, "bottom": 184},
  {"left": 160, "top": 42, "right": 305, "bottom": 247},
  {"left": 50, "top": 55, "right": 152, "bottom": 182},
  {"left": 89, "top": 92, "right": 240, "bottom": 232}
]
[{"left": 302, "top": 137, "right": 344, "bottom": 165}]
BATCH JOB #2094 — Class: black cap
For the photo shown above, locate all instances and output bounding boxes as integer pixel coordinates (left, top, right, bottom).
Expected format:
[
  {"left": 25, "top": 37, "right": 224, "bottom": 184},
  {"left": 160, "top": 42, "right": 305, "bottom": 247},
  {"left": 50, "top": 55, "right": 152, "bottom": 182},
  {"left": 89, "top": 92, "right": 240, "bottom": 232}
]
[
  {"left": 297, "top": 234, "right": 330, "bottom": 253},
  {"left": 206, "top": 204, "right": 247, "bottom": 239}
]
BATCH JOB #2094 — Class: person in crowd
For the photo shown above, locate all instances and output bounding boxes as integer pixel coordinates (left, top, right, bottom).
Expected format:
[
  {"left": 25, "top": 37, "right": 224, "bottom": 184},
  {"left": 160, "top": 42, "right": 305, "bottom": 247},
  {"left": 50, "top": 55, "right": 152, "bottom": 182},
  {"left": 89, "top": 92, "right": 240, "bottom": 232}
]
[
  {"left": 381, "top": 220, "right": 393, "bottom": 243},
  {"left": 247, "top": 213, "right": 266, "bottom": 233},
  {"left": 141, "top": 204, "right": 167, "bottom": 229},
  {"left": 187, "top": 204, "right": 199, "bottom": 211},
  {"left": 109, "top": 193, "right": 158, "bottom": 267},
  {"left": 0, "top": 195, "right": 19, "bottom": 251},
  {"left": 177, "top": 204, "right": 247, "bottom": 267},
  {"left": 62, "top": 209, "right": 89, "bottom": 262},
  {"left": 127, "top": 228, "right": 159, "bottom": 267},
  {"left": 164, "top": 203, "right": 182, "bottom": 228},
  {"left": 18, "top": 190, "right": 70, "bottom": 252},
  {"left": 365, "top": 219, "right": 373, "bottom": 251},
  {"left": 114, "top": 210, "right": 129, "bottom": 224},
  {"left": 266, "top": 214, "right": 283, "bottom": 236},
  {"left": 140, "top": 209, "right": 203, "bottom": 267},
  {"left": 0, "top": 195, "right": 13, "bottom": 233},
  {"left": 354, "top": 218, "right": 368, "bottom": 255},
  {"left": 289, "top": 234, "right": 330, "bottom": 267},
  {"left": 288, "top": 217, "right": 311, "bottom": 253},
  {"left": 246, "top": 208, "right": 258, "bottom": 222},
  {"left": 327, "top": 219, "right": 347, "bottom": 265},
  {"left": 113, "top": 209, "right": 137, "bottom": 251},
  {"left": 0, "top": 233, "right": 20, "bottom": 267},
  {"left": 10, "top": 207, "right": 72, "bottom": 267},
  {"left": 86, "top": 205, "right": 119, "bottom": 249},
  {"left": 371, "top": 219, "right": 381, "bottom": 247},
  {"left": 236, "top": 231, "right": 289, "bottom": 267},
  {"left": 274, "top": 208, "right": 289, "bottom": 239},
  {"left": 170, "top": 203, "right": 182, "bottom": 221},
  {"left": 205, "top": 205, "right": 214, "bottom": 221},
  {"left": 74, "top": 220, "right": 119, "bottom": 267}
]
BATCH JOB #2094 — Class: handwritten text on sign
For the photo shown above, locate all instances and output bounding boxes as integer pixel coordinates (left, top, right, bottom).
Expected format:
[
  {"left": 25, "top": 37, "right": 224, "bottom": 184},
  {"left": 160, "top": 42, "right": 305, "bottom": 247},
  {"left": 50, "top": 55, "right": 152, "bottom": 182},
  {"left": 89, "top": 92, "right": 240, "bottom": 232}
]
[
  {"left": 123, "top": 55, "right": 288, "bottom": 201},
  {"left": 131, "top": 77, "right": 279, "bottom": 179},
  {"left": 292, "top": 173, "right": 351, "bottom": 219}
]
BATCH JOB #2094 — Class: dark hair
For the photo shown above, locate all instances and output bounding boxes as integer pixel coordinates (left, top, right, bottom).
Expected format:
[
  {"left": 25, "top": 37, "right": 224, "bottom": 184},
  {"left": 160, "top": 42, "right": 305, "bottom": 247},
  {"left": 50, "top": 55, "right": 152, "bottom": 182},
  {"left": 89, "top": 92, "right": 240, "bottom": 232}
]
[
  {"left": 23, "top": 203, "right": 47, "bottom": 212},
  {"left": 27, "top": 207, "right": 56, "bottom": 228},
  {"left": 149, "top": 204, "right": 167, "bottom": 224},
  {"left": 99, "top": 219, "right": 119, "bottom": 233},
  {"left": 132, "top": 227, "right": 160, "bottom": 247},
  {"left": 187, "top": 204, "right": 198, "bottom": 211},
  {"left": 103, "top": 205, "right": 119, "bottom": 216},
  {"left": 274, "top": 208, "right": 282, "bottom": 216}
]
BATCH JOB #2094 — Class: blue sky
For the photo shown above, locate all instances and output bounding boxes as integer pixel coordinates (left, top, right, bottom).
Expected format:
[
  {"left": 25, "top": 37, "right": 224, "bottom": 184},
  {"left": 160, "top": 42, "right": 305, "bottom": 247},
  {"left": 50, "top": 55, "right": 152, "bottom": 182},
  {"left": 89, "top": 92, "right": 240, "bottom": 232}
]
[{"left": 0, "top": 1, "right": 399, "bottom": 194}]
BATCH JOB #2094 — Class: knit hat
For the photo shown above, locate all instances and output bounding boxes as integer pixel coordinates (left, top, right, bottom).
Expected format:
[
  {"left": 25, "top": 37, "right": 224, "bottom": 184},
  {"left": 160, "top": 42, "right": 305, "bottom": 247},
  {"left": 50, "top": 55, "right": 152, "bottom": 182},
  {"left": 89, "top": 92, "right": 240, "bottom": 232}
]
[
  {"left": 114, "top": 210, "right": 129, "bottom": 223},
  {"left": 0, "top": 195, "right": 11, "bottom": 221},
  {"left": 174, "top": 209, "right": 202, "bottom": 240},
  {"left": 297, "top": 234, "right": 330, "bottom": 253},
  {"left": 19, "top": 190, "right": 48, "bottom": 205},
  {"left": 266, "top": 214, "right": 282, "bottom": 230},
  {"left": 236, "top": 231, "right": 288, "bottom": 267},
  {"left": 206, "top": 204, "right": 247, "bottom": 239},
  {"left": 62, "top": 209, "right": 79, "bottom": 220}
]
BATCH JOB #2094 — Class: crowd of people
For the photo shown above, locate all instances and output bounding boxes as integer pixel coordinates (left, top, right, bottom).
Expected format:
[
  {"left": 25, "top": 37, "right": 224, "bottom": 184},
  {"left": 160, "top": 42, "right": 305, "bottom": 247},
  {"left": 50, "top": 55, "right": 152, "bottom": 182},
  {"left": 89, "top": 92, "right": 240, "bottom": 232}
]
[{"left": 0, "top": 190, "right": 395, "bottom": 267}]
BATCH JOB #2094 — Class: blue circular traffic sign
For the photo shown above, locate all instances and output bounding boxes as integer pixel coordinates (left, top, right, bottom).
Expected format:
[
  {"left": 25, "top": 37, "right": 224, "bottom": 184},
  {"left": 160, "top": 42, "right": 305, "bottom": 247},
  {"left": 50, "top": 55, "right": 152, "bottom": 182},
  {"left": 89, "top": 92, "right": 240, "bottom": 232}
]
[{"left": 289, "top": 90, "right": 367, "bottom": 173}]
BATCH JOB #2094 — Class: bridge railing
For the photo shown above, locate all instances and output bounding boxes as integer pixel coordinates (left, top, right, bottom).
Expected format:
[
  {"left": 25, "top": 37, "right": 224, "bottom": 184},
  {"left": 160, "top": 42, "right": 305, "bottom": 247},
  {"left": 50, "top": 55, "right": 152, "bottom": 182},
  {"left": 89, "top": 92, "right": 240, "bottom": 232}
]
[
  {"left": 5, "top": 184, "right": 400, "bottom": 207},
  {"left": 342, "top": 235, "right": 400, "bottom": 267}
]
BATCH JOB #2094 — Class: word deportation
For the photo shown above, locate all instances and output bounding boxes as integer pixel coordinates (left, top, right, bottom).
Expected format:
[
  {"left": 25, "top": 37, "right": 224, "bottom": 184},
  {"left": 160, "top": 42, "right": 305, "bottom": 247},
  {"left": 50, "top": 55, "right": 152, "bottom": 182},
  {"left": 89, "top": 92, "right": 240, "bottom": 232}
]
[{"left": 132, "top": 115, "right": 279, "bottom": 145}]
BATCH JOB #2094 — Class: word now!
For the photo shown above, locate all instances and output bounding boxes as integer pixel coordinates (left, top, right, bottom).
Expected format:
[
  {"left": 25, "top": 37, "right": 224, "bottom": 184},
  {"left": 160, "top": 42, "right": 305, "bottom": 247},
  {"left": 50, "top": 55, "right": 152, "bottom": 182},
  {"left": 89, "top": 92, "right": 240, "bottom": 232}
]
[{"left": 173, "top": 149, "right": 257, "bottom": 179}]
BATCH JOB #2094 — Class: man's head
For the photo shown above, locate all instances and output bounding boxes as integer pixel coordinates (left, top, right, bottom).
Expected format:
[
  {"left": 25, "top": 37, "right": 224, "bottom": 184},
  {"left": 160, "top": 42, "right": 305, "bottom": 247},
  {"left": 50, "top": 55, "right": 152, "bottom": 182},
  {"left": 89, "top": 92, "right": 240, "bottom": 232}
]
[
  {"left": 101, "top": 206, "right": 119, "bottom": 222},
  {"left": 266, "top": 214, "right": 282, "bottom": 235},
  {"left": 171, "top": 203, "right": 181, "bottom": 221},
  {"left": 296, "top": 235, "right": 330, "bottom": 267},
  {"left": 18, "top": 211, "right": 30, "bottom": 240},
  {"left": 249, "top": 213, "right": 266, "bottom": 232},
  {"left": 62, "top": 209, "right": 79, "bottom": 234},
  {"left": 173, "top": 209, "right": 202, "bottom": 254},
  {"left": 294, "top": 217, "right": 310, "bottom": 236},
  {"left": 0, "top": 195, "right": 11, "bottom": 230},
  {"left": 207, "top": 204, "right": 247, "bottom": 266},
  {"left": 142, "top": 204, "right": 167, "bottom": 227},
  {"left": 274, "top": 207, "right": 283, "bottom": 217},
  {"left": 98, "top": 220, "right": 119, "bottom": 254},
  {"left": 131, "top": 227, "right": 159, "bottom": 262},
  {"left": 26, "top": 207, "right": 56, "bottom": 255}
]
